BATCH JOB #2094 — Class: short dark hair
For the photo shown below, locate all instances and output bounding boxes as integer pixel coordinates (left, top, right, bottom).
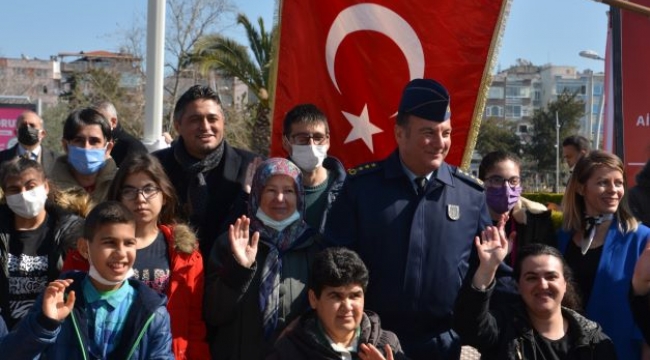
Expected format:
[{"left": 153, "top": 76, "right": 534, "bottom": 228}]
[
  {"left": 562, "top": 135, "right": 590, "bottom": 152},
  {"left": 282, "top": 104, "right": 329, "bottom": 136},
  {"left": 396, "top": 112, "right": 410, "bottom": 128},
  {"left": 478, "top": 151, "right": 521, "bottom": 181},
  {"left": 0, "top": 157, "right": 45, "bottom": 191},
  {"left": 83, "top": 201, "right": 135, "bottom": 241},
  {"left": 513, "top": 243, "right": 582, "bottom": 311},
  {"left": 173, "top": 85, "right": 223, "bottom": 124},
  {"left": 63, "top": 107, "right": 112, "bottom": 142},
  {"left": 309, "top": 247, "right": 369, "bottom": 297},
  {"left": 107, "top": 153, "right": 178, "bottom": 224}
]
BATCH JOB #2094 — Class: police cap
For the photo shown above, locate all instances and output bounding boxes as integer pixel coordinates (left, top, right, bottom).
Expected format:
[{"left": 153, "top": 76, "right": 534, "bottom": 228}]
[{"left": 398, "top": 78, "right": 451, "bottom": 122}]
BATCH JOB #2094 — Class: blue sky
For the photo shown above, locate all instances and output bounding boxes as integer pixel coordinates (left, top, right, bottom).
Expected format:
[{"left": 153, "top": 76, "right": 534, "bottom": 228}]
[{"left": 0, "top": 0, "right": 607, "bottom": 72}]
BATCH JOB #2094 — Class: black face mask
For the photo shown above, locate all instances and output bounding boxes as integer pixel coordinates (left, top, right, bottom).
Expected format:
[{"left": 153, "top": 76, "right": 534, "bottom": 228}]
[{"left": 17, "top": 125, "right": 40, "bottom": 146}]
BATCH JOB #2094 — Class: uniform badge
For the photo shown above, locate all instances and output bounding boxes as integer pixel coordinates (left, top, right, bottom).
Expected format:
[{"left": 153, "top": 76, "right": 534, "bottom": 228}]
[{"left": 447, "top": 204, "right": 460, "bottom": 221}]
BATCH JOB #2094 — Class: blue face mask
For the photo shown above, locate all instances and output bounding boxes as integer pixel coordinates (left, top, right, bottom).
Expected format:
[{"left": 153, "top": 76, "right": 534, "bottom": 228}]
[{"left": 67, "top": 145, "right": 107, "bottom": 175}]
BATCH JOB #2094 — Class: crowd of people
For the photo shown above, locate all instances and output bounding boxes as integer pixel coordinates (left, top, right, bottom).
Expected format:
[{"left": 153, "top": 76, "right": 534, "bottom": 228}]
[{"left": 0, "top": 79, "right": 649, "bottom": 360}]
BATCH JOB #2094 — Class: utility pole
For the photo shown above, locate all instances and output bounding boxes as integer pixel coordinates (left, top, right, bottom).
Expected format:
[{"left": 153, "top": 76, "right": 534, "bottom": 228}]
[{"left": 555, "top": 111, "right": 560, "bottom": 193}]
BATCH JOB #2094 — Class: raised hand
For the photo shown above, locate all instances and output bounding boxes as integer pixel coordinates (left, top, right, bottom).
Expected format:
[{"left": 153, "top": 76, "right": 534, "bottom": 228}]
[
  {"left": 632, "top": 239, "right": 650, "bottom": 295},
  {"left": 473, "top": 226, "right": 509, "bottom": 289},
  {"left": 42, "top": 279, "right": 76, "bottom": 322},
  {"left": 359, "top": 343, "right": 394, "bottom": 360},
  {"left": 243, "top": 157, "right": 264, "bottom": 194},
  {"left": 229, "top": 215, "right": 260, "bottom": 268},
  {"left": 496, "top": 213, "right": 517, "bottom": 254}
]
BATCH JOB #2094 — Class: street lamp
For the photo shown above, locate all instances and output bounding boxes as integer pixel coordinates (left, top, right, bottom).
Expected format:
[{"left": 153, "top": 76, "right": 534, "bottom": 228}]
[
  {"left": 579, "top": 50, "right": 605, "bottom": 61},
  {"left": 579, "top": 50, "right": 606, "bottom": 149}
]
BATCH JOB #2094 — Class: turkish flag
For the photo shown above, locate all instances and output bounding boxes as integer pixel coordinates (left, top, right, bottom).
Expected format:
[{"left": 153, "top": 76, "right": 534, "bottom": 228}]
[
  {"left": 618, "top": 2, "right": 650, "bottom": 186},
  {"left": 270, "top": 0, "right": 509, "bottom": 169}
]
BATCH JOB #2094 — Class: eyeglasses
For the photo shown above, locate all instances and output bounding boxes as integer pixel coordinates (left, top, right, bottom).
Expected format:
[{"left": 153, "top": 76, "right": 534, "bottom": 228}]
[
  {"left": 288, "top": 133, "right": 329, "bottom": 145},
  {"left": 121, "top": 186, "right": 161, "bottom": 200},
  {"left": 485, "top": 176, "right": 521, "bottom": 187}
]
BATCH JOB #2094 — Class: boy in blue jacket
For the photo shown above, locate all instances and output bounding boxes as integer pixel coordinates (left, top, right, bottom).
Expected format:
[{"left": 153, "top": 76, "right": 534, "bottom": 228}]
[{"left": 0, "top": 201, "right": 173, "bottom": 359}]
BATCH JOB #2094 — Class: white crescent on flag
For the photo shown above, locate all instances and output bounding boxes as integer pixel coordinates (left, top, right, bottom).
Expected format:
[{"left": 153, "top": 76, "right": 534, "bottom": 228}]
[{"left": 325, "top": 3, "right": 425, "bottom": 152}]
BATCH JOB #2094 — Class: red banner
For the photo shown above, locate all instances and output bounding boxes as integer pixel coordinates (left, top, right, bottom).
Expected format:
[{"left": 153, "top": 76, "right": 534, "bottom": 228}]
[
  {"left": 619, "top": 2, "right": 650, "bottom": 186},
  {"left": 271, "top": 0, "right": 510, "bottom": 169}
]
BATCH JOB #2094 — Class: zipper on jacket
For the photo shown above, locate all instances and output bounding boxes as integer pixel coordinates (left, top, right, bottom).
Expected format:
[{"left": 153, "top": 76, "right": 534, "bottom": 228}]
[
  {"left": 71, "top": 312, "right": 89, "bottom": 360},
  {"left": 516, "top": 338, "right": 523, "bottom": 360},
  {"left": 126, "top": 313, "right": 156, "bottom": 359}
]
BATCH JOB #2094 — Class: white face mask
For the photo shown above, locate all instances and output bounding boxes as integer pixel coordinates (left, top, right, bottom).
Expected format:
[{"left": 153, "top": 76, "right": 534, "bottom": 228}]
[
  {"left": 86, "top": 240, "right": 135, "bottom": 286},
  {"left": 6, "top": 184, "right": 48, "bottom": 219},
  {"left": 256, "top": 208, "right": 300, "bottom": 232},
  {"left": 291, "top": 144, "right": 327, "bottom": 172}
]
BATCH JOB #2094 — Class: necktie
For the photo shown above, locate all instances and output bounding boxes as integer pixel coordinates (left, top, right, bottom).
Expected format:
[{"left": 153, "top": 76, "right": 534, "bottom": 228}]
[{"left": 414, "top": 176, "right": 428, "bottom": 196}]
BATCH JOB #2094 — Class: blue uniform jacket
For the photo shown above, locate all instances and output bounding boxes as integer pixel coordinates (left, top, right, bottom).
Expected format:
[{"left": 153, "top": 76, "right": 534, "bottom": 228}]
[
  {"left": 325, "top": 151, "right": 491, "bottom": 341},
  {"left": 0, "top": 271, "right": 173, "bottom": 360},
  {"left": 559, "top": 220, "right": 650, "bottom": 360}
]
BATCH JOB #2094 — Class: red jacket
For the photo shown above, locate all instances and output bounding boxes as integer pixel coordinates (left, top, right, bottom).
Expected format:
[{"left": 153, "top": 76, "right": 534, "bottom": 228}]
[{"left": 63, "top": 224, "right": 209, "bottom": 360}]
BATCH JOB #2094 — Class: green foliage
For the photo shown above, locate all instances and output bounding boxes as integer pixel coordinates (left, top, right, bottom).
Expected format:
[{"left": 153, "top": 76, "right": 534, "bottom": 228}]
[
  {"left": 522, "top": 192, "right": 563, "bottom": 206},
  {"left": 527, "top": 91, "right": 584, "bottom": 171},
  {"left": 476, "top": 117, "right": 524, "bottom": 156},
  {"left": 58, "top": 68, "right": 145, "bottom": 138},
  {"left": 189, "top": 13, "right": 275, "bottom": 155},
  {"left": 223, "top": 104, "right": 255, "bottom": 151},
  {"left": 40, "top": 103, "right": 70, "bottom": 154}
]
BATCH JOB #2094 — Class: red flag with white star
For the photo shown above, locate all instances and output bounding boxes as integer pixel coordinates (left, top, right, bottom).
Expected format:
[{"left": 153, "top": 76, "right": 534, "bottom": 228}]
[{"left": 270, "top": 0, "right": 511, "bottom": 169}]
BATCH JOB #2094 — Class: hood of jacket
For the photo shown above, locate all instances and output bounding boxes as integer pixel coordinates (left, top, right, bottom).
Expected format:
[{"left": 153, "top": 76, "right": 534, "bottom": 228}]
[
  {"left": 511, "top": 196, "right": 549, "bottom": 225},
  {"left": 158, "top": 223, "right": 198, "bottom": 255}
]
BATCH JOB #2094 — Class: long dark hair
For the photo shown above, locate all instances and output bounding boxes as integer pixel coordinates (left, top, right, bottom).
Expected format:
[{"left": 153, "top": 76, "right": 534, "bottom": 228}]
[
  {"left": 107, "top": 153, "right": 178, "bottom": 225},
  {"left": 513, "top": 243, "right": 582, "bottom": 311}
]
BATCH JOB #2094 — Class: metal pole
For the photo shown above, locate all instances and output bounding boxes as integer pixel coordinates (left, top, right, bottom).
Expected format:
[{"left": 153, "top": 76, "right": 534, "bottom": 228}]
[
  {"left": 588, "top": 75, "right": 594, "bottom": 143},
  {"left": 556, "top": 111, "right": 560, "bottom": 193},
  {"left": 142, "top": 0, "right": 166, "bottom": 151},
  {"left": 595, "top": 90, "right": 605, "bottom": 150}
]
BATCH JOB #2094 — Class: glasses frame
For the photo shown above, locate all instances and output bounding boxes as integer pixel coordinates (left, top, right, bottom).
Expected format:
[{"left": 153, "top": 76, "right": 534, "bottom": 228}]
[
  {"left": 485, "top": 175, "right": 521, "bottom": 187},
  {"left": 120, "top": 186, "right": 161, "bottom": 201},
  {"left": 287, "top": 133, "right": 330, "bottom": 145}
]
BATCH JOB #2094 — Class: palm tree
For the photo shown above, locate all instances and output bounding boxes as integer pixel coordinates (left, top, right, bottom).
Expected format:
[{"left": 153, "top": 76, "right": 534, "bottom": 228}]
[{"left": 190, "top": 14, "right": 274, "bottom": 155}]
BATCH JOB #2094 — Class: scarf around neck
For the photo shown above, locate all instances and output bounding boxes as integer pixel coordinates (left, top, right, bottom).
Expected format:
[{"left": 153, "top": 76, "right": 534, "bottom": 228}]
[
  {"left": 581, "top": 213, "right": 614, "bottom": 254},
  {"left": 173, "top": 137, "right": 225, "bottom": 222},
  {"left": 248, "top": 158, "right": 310, "bottom": 339}
]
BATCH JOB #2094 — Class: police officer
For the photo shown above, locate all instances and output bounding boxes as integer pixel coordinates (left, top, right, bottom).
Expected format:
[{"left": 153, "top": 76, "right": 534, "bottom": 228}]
[{"left": 325, "top": 78, "right": 492, "bottom": 360}]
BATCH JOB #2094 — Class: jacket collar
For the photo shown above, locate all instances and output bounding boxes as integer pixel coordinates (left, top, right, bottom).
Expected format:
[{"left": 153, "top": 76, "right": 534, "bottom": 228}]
[{"left": 384, "top": 150, "right": 454, "bottom": 187}]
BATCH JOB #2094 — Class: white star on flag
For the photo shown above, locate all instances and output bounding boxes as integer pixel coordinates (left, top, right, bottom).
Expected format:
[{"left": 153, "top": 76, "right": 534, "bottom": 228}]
[{"left": 342, "top": 104, "right": 383, "bottom": 153}]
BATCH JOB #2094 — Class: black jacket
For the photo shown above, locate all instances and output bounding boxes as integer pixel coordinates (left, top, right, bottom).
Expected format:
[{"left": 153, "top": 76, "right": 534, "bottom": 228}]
[
  {"left": 629, "top": 164, "right": 650, "bottom": 225},
  {"left": 204, "top": 228, "right": 324, "bottom": 360},
  {"left": 153, "top": 140, "right": 259, "bottom": 258},
  {"left": 629, "top": 287, "right": 650, "bottom": 346},
  {"left": 110, "top": 125, "right": 148, "bottom": 167},
  {"left": 312, "top": 156, "right": 346, "bottom": 233},
  {"left": 0, "top": 202, "right": 83, "bottom": 328},
  {"left": 0, "top": 144, "right": 58, "bottom": 176},
  {"left": 453, "top": 281, "right": 617, "bottom": 360},
  {"left": 268, "top": 310, "right": 408, "bottom": 360}
]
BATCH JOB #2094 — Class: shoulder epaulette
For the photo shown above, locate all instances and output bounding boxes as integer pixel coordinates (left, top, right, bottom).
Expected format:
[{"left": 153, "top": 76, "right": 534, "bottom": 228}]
[
  {"left": 347, "top": 162, "right": 381, "bottom": 176},
  {"left": 453, "top": 167, "right": 485, "bottom": 190}
]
